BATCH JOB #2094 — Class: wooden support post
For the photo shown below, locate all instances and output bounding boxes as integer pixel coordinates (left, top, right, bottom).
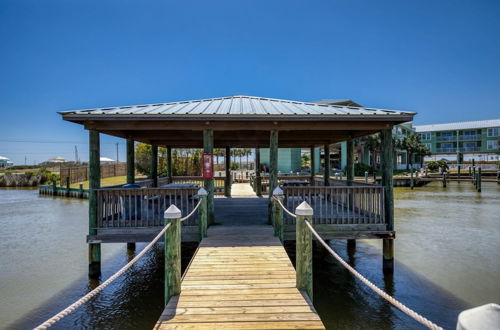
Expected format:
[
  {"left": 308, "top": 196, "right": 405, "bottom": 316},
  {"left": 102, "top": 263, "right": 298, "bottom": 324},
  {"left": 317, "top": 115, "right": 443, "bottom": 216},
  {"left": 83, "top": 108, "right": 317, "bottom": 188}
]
[
  {"left": 151, "top": 145, "right": 158, "bottom": 187},
  {"left": 497, "top": 171, "right": 500, "bottom": 185},
  {"left": 52, "top": 180, "right": 56, "bottom": 195},
  {"left": 382, "top": 238, "right": 394, "bottom": 275},
  {"left": 203, "top": 129, "right": 214, "bottom": 224},
  {"left": 347, "top": 239, "right": 356, "bottom": 255},
  {"left": 269, "top": 130, "right": 279, "bottom": 225},
  {"left": 224, "top": 146, "right": 231, "bottom": 197},
  {"left": 477, "top": 167, "right": 482, "bottom": 192},
  {"left": 365, "top": 171, "right": 369, "bottom": 184},
  {"left": 295, "top": 201, "right": 313, "bottom": 301},
  {"left": 255, "top": 147, "right": 262, "bottom": 196},
  {"left": 380, "top": 129, "right": 394, "bottom": 275},
  {"left": 410, "top": 167, "right": 414, "bottom": 189},
  {"left": 126, "top": 139, "right": 135, "bottom": 184},
  {"left": 164, "top": 205, "right": 181, "bottom": 305},
  {"left": 65, "top": 176, "right": 70, "bottom": 197},
  {"left": 198, "top": 188, "right": 208, "bottom": 240},
  {"left": 443, "top": 172, "right": 447, "bottom": 188},
  {"left": 79, "top": 183, "right": 84, "bottom": 199},
  {"left": 88, "top": 130, "right": 101, "bottom": 278},
  {"left": 457, "top": 165, "right": 461, "bottom": 181},
  {"left": 167, "top": 146, "right": 173, "bottom": 184},
  {"left": 346, "top": 139, "right": 354, "bottom": 186},
  {"left": 310, "top": 147, "right": 315, "bottom": 186},
  {"left": 272, "top": 187, "right": 284, "bottom": 242},
  {"left": 323, "top": 143, "right": 330, "bottom": 186},
  {"left": 472, "top": 166, "right": 476, "bottom": 186}
]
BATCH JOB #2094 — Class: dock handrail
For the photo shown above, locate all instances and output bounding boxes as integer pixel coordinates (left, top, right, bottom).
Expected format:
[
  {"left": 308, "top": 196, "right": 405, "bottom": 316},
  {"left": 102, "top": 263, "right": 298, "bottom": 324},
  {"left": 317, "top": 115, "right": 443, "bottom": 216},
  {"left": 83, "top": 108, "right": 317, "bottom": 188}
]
[
  {"left": 301, "top": 216, "right": 443, "bottom": 330},
  {"left": 34, "top": 196, "right": 205, "bottom": 330}
]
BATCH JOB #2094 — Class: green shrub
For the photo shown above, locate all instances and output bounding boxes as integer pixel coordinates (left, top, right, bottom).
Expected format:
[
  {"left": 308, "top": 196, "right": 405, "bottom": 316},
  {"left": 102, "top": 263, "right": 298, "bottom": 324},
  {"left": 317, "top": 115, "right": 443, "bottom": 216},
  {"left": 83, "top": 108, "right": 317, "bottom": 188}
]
[
  {"left": 230, "top": 162, "right": 239, "bottom": 170},
  {"left": 351, "top": 163, "right": 375, "bottom": 176},
  {"left": 426, "top": 160, "right": 448, "bottom": 172}
]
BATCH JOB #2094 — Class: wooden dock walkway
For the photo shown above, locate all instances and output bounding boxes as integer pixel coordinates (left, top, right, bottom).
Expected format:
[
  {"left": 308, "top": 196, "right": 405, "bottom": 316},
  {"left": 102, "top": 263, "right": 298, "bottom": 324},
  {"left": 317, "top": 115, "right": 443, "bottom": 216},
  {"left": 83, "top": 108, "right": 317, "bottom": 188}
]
[{"left": 155, "top": 225, "right": 325, "bottom": 329}]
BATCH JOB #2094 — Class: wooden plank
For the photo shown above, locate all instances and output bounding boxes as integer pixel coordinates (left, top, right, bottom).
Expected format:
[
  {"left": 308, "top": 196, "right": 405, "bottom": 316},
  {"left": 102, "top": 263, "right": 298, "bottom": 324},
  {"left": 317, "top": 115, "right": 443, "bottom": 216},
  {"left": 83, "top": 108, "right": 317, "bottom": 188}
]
[{"left": 156, "top": 225, "right": 324, "bottom": 329}]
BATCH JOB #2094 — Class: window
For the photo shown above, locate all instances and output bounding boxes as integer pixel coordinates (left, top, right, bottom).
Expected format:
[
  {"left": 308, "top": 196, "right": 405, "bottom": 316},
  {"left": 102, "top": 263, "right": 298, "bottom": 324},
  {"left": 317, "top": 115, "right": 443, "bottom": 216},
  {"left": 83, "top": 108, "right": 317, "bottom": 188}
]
[
  {"left": 441, "top": 143, "right": 453, "bottom": 148},
  {"left": 424, "top": 143, "right": 432, "bottom": 149},
  {"left": 487, "top": 127, "right": 499, "bottom": 137},
  {"left": 440, "top": 132, "right": 454, "bottom": 137},
  {"left": 420, "top": 132, "right": 431, "bottom": 140},
  {"left": 463, "top": 142, "right": 477, "bottom": 148},
  {"left": 463, "top": 130, "right": 476, "bottom": 136},
  {"left": 487, "top": 140, "right": 499, "bottom": 150}
]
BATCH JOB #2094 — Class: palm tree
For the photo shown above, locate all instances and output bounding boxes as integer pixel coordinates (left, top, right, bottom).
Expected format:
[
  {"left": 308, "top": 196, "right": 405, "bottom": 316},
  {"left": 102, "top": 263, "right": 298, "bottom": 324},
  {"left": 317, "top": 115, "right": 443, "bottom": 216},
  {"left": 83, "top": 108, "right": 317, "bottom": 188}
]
[
  {"left": 401, "top": 133, "right": 422, "bottom": 170},
  {"left": 364, "top": 134, "right": 381, "bottom": 170},
  {"left": 417, "top": 145, "right": 431, "bottom": 168}
]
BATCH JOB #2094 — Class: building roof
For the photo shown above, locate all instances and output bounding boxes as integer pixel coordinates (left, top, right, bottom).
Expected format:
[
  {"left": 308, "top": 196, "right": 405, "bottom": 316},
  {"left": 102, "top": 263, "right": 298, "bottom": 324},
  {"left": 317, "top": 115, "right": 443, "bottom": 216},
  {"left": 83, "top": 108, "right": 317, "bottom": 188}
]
[
  {"left": 47, "top": 156, "right": 67, "bottom": 162},
  {"left": 60, "top": 95, "right": 414, "bottom": 120},
  {"left": 414, "top": 119, "right": 500, "bottom": 132},
  {"left": 100, "top": 157, "right": 115, "bottom": 162},
  {"left": 0, "top": 156, "right": 10, "bottom": 160}
]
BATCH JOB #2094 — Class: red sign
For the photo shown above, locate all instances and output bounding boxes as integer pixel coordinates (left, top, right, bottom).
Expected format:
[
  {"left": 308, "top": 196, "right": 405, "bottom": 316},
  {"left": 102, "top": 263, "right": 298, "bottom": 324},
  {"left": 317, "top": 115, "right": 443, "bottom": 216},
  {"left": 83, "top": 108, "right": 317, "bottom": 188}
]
[{"left": 202, "top": 153, "right": 214, "bottom": 179}]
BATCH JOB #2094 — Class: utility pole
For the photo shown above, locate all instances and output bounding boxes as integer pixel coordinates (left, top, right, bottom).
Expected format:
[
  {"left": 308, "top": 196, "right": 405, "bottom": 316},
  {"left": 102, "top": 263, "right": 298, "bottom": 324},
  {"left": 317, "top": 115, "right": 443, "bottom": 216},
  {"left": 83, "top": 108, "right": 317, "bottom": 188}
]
[
  {"left": 75, "top": 145, "right": 79, "bottom": 163},
  {"left": 25, "top": 155, "right": 27, "bottom": 165},
  {"left": 116, "top": 142, "right": 119, "bottom": 163}
]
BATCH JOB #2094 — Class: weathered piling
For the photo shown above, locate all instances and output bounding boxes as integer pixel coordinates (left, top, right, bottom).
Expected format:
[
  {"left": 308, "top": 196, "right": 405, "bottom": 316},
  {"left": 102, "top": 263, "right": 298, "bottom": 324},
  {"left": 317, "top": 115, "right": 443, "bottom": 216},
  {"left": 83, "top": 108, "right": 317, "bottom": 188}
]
[
  {"left": 88, "top": 130, "right": 101, "bottom": 278},
  {"left": 65, "top": 176, "right": 70, "bottom": 197},
  {"left": 79, "top": 183, "right": 84, "bottom": 198},
  {"left": 164, "top": 205, "right": 181, "bottom": 305},
  {"left": 442, "top": 172, "right": 447, "bottom": 188},
  {"left": 364, "top": 171, "right": 369, "bottom": 184},
  {"left": 198, "top": 188, "right": 208, "bottom": 240},
  {"left": 477, "top": 168, "right": 482, "bottom": 192},
  {"left": 295, "top": 201, "right": 313, "bottom": 301},
  {"left": 410, "top": 167, "right": 414, "bottom": 190},
  {"left": 457, "top": 165, "right": 461, "bottom": 181},
  {"left": 383, "top": 238, "right": 394, "bottom": 275},
  {"left": 497, "top": 171, "right": 500, "bottom": 185},
  {"left": 472, "top": 166, "right": 477, "bottom": 186},
  {"left": 272, "top": 187, "right": 284, "bottom": 243}
]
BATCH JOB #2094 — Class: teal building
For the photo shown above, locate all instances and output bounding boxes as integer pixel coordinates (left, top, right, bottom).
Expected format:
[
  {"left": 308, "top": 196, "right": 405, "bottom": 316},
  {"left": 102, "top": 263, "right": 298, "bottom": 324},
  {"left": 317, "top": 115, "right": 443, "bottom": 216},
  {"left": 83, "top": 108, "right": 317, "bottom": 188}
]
[
  {"left": 258, "top": 147, "right": 320, "bottom": 173},
  {"left": 414, "top": 119, "right": 500, "bottom": 162}
]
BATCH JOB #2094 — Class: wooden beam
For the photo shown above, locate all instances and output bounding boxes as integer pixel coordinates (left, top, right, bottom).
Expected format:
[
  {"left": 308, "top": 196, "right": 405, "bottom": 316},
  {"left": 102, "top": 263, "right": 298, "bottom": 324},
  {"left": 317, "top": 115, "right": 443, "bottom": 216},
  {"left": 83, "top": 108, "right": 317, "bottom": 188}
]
[
  {"left": 346, "top": 139, "right": 354, "bottom": 186},
  {"left": 224, "top": 146, "right": 231, "bottom": 197},
  {"left": 269, "top": 131, "right": 278, "bottom": 225},
  {"left": 255, "top": 148, "right": 262, "bottom": 196},
  {"left": 380, "top": 128, "right": 394, "bottom": 275},
  {"left": 310, "top": 147, "right": 315, "bottom": 186},
  {"left": 151, "top": 144, "right": 158, "bottom": 187},
  {"left": 167, "top": 146, "right": 173, "bottom": 183},
  {"left": 203, "top": 129, "right": 214, "bottom": 224},
  {"left": 88, "top": 130, "right": 101, "bottom": 278},
  {"left": 126, "top": 139, "right": 135, "bottom": 184},
  {"left": 323, "top": 144, "right": 330, "bottom": 186}
]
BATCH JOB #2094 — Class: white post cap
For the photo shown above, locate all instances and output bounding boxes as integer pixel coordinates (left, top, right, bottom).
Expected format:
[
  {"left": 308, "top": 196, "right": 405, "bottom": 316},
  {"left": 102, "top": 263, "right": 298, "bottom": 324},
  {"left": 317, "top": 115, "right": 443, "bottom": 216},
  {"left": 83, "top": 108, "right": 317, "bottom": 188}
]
[
  {"left": 295, "top": 201, "right": 313, "bottom": 216},
  {"left": 272, "top": 186, "right": 283, "bottom": 196},
  {"left": 197, "top": 187, "right": 208, "bottom": 196},
  {"left": 457, "top": 303, "right": 499, "bottom": 330},
  {"left": 164, "top": 204, "right": 182, "bottom": 219}
]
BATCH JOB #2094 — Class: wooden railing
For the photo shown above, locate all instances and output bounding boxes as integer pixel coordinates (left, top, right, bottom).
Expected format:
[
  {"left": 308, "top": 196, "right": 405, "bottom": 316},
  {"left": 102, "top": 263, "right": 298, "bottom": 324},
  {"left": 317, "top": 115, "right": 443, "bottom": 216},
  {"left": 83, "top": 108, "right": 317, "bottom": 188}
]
[
  {"left": 313, "top": 177, "right": 375, "bottom": 187},
  {"left": 171, "top": 176, "right": 225, "bottom": 194},
  {"left": 251, "top": 174, "right": 312, "bottom": 193},
  {"left": 96, "top": 188, "right": 199, "bottom": 228},
  {"left": 283, "top": 186, "right": 385, "bottom": 225}
]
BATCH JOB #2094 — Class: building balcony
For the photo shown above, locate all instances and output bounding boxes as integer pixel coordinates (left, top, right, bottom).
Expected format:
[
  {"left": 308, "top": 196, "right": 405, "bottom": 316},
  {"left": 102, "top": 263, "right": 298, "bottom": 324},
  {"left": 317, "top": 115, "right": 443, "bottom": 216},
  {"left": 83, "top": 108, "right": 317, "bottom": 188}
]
[
  {"left": 435, "top": 147, "right": 456, "bottom": 153},
  {"left": 459, "top": 135, "right": 481, "bottom": 141},
  {"left": 436, "top": 136, "right": 456, "bottom": 142},
  {"left": 461, "top": 146, "right": 481, "bottom": 152},
  {"left": 435, "top": 147, "right": 481, "bottom": 153}
]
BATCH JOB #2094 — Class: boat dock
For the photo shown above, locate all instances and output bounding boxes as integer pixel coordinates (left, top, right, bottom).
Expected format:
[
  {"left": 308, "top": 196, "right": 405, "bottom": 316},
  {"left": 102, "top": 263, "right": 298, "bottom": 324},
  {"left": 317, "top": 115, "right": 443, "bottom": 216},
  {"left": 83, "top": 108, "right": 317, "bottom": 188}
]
[{"left": 155, "top": 225, "right": 325, "bottom": 329}]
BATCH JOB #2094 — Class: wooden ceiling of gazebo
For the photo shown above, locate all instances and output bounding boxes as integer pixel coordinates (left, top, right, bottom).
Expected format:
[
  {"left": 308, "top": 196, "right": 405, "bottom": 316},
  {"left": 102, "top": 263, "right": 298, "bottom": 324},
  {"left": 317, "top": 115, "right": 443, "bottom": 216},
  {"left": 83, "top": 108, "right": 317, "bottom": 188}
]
[{"left": 60, "top": 95, "right": 415, "bottom": 147}]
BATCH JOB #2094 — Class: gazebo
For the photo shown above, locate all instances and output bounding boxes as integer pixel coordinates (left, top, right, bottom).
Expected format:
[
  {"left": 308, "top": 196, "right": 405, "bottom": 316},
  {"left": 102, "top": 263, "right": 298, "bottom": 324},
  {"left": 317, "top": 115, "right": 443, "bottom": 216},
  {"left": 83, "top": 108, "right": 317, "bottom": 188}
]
[{"left": 60, "top": 95, "right": 415, "bottom": 277}]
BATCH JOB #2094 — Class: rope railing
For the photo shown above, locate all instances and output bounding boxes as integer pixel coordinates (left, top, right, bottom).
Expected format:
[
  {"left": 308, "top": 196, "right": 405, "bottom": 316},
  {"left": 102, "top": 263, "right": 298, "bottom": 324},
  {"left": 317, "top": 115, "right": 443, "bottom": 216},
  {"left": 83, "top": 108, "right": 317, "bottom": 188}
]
[
  {"left": 35, "top": 199, "right": 203, "bottom": 330},
  {"left": 303, "top": 219, "right": 443, "bottom": 330},
  {"left": 272, "top": 196, "right": 297, "bottom": 218},
  {"left": 180, "top": 199, "right": 202, "bottom": 222}
]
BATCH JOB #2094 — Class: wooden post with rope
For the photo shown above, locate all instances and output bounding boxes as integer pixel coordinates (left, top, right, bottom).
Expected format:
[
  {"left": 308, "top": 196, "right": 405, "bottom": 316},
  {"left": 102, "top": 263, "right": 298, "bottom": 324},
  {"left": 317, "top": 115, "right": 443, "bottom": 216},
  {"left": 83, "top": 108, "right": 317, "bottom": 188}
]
[
  {"left": 272, "top": 187, "right": 284, "bottom": 243},
  {"left": 164, "top": 205, "right": 181, "bottom": 305},
  {"left": 295, "top": 201, "right": 313, "bottom": 301},
  {"left": 198, "top": 188, "right": 208, "bottom": 240},
  {"left": 88, "top": 130, "right": 101, "bottom": 278}
]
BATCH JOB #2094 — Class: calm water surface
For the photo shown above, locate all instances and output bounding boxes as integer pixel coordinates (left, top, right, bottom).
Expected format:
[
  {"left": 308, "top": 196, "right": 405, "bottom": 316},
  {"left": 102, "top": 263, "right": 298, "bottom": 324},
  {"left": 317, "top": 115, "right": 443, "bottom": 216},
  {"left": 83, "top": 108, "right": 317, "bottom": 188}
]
[{"left": 0, "top": 182, "right": 499, "bottom": 329}]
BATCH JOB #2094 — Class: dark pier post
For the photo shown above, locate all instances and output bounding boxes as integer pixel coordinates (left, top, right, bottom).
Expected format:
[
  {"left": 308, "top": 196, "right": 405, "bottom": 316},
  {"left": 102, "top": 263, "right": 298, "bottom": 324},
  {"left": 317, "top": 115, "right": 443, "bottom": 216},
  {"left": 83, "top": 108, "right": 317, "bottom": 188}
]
[
  {"left": 497, "top": 171, "right": 500, "bottom": 185},
  {"left": 295, "top": 201, "right": 313, "bottom": 301},
  {"left": 88, "top": 130, "right": 101, "bottom": 278},
  {"left": 477, "top": 167, "right": 482, "bottom": 192},
  {"left": 225, "top": 146, "right": 231, "bottom": 197},
  {"left": 167, "top": 146, "right": 173, "bottom": 184},
  {"left": 443, "top": 172, "right": 447, "bottom": 188},
  {"left": 126, "top": 139, "right": 135, "bottom": 184},
  {"left": 151, "top": 145, "right": 158, "bottom": 187},
  {"left": 380, "top": 129, "right": 394, "bottom": 275},
  {"left": 255, "top": 147, "right": 262, "bottom": 196},
  {"left": 472, "top": 166, "right": 476, "bottom": 186},
  {"left": 324, "top": 143, "right": 330, "bottom": 186},
  {"left": 203, "top": 129, "right": 214, "bottom": 224},
  {"left": 310, "top": 146, "right": 315, "bottom": 186},
  {"left": 65, "top": 176, "right": 70, "bottom": 197},
  {"left": 410, "top": 167, "right": 414, "bottom": 189},
  {"left": 457, "top": 165, "right": 461, "bottom": 181},
  {"left": 346, "top": 138, "right": 356, "bottom": 249},
  {"left": 126, "top": 139, "right": 136, "bottom": 252},
  {"left": 164, "top": 205, "right": 181, "bottom": 305},
  {"left": 269, "top": 130, "right": 278, "bottom": 225}
]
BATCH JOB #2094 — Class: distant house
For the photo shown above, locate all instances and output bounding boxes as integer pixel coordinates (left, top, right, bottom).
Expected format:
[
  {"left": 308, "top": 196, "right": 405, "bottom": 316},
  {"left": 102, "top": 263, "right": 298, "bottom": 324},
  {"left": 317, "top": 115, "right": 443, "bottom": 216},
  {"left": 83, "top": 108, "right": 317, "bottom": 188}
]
[
  {"left": 100, "top": 157, "right": 116, "bottom": 164},
  {"left": 0, "top": 156, "right": 14, "bottom": 168},
  {"left": 46, "top": 156, "right": 68, "bottom": 164}
]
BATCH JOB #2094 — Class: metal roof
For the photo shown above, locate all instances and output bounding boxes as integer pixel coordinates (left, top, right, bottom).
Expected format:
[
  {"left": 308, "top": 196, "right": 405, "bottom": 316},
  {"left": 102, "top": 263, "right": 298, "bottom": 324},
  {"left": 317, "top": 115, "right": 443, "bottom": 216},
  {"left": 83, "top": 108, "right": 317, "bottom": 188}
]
[
  {"left": 60, "top": 95, "right": 414, "bottom": 120},
  {"left": 414, "top": 119, "right": 500, "bottom": 132}
]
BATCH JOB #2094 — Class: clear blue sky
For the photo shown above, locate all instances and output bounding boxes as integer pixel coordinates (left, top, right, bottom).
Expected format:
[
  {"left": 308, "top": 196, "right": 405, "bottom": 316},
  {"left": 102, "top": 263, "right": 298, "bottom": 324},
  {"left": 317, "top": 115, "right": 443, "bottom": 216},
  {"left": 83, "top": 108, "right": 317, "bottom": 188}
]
[{"left": 1, "top": 0, "right": 499, "bottom": 164}]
